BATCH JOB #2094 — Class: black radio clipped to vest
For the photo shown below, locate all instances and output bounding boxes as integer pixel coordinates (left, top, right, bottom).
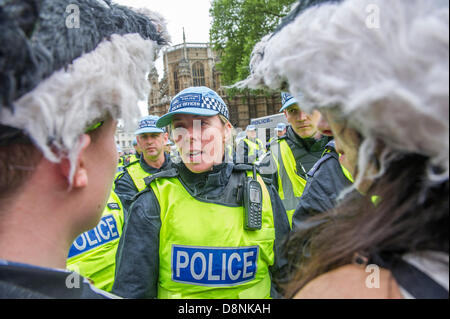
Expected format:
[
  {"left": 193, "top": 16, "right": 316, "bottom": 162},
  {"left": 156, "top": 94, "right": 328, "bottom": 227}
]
[{"left": 243, "top": 166, "right": 263, "bottom": 231}]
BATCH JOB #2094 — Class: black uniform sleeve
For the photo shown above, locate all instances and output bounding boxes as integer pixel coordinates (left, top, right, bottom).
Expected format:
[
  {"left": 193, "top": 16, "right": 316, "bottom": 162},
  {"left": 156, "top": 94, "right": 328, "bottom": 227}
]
[
  {"left": 265, "top": 182, "right": 290, "bottom": 299},
  {"left": 114, "top": 172, "right": 139, "bottom": 215},
  {"left": 112, "top": 190, "right": 161, "bottom": 299}
]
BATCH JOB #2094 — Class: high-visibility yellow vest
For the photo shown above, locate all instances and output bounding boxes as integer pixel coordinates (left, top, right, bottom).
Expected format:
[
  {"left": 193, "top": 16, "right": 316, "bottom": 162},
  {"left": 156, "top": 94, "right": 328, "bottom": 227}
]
[
  {"left": 243, "top": 138, "right": 266, "bottom": 163},
  {"left": 150, "top": 171, "right": 275, "bottom": 299},
  {"left": 124, "top": 154, "right": 139, "bottom": 166},
  {"left": 66, "top": 191, "right": 124, "bottom": 292},
  {"left": 272, "top": 139, "right": 307, "bottom": 228},
  {"left": 126, "top": 161, "right": 151, "bottom": 192},
  {"left": 225, "top": 144, "right": 234, "bottom": 163}
]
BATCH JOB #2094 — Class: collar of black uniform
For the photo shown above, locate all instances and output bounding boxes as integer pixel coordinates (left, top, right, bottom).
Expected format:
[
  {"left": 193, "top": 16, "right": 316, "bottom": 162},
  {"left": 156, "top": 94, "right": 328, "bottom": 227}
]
[
  {"left": 140, "top": 152, "right": 171, "bottom": 174},
  {"left": 286, "top": 125, "right": 319, "bottom": 150},
  {"left": 176, "top": 161, "right": 232, "bottom": 190}
]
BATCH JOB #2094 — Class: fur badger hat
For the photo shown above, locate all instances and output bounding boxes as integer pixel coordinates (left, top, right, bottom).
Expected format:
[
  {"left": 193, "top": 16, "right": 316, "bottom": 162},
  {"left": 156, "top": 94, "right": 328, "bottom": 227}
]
[
  {"left": 236, "top": 0, "right": 449, "bottom": 186},
  {"left": 0, "top": 0, "right": 170, "bottom": 181}
]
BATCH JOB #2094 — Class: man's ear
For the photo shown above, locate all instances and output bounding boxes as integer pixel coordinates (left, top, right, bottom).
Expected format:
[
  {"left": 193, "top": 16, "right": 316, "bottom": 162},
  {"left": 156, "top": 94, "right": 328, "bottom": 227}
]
[
  {"left": 60, "top": 134, "right": 92, "bottom": 188},
  {"left": 223, "top": 122, "right": 233, "bottom": 143}
]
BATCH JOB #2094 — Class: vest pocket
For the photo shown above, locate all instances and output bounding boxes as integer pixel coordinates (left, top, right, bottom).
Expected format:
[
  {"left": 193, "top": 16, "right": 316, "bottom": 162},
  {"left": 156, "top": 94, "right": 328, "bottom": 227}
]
[{"left": 246, "top": 227, "right": 276, "bottom": 266}]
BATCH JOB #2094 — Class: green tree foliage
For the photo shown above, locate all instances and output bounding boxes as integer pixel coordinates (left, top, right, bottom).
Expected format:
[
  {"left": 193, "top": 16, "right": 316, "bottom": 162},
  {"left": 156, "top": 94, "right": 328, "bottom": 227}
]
[{"left": 210, "top": 0, "right": 298, "bottom": 86}]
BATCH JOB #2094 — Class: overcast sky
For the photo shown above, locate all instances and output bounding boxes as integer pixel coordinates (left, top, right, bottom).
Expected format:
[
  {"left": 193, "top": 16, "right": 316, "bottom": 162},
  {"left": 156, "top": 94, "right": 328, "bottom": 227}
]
[{"left": 112, "top": 0, "right": 212, "bottom": 115}]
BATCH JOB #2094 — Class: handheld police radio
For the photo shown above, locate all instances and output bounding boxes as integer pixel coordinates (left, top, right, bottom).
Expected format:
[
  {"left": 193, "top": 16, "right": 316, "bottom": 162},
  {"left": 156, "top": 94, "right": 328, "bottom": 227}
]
[{"left": 243, "top": 166, "right": 263, "bottom": 231}]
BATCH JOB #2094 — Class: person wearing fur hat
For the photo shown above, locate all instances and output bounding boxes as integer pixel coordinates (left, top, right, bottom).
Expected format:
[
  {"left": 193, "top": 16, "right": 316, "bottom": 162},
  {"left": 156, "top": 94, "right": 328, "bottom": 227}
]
[
  {"left": 0, "top": 0, "right": 169, "bottom": 298},
  {"left": 237, "top": 0, "right": 449, "bottom": 298}
]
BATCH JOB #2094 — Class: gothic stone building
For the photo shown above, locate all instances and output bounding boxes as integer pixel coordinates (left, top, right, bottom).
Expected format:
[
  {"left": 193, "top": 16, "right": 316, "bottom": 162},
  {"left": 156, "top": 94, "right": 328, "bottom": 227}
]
[{"left": 148, "top": 41, "right": 282, "bottom": 131}]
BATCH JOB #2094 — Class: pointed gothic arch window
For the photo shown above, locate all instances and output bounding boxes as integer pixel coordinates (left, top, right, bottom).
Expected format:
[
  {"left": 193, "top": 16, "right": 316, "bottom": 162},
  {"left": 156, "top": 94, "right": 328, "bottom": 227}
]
[
  {"left": 173, "top": 71, "right": 179, "bottom": 93},
  {"left": 192, "top": 62, "right": 205, "bottom": 87}
]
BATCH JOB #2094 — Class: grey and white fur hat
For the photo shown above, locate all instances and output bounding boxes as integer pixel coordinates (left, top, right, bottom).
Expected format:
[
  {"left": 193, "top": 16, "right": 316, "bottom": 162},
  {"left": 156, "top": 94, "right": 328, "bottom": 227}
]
[
  {"left": 0, "top": 0, "right": 170, "bottom": 182},
  {"left": 236, "top": 0, "right": 449, "bottom": 186}
]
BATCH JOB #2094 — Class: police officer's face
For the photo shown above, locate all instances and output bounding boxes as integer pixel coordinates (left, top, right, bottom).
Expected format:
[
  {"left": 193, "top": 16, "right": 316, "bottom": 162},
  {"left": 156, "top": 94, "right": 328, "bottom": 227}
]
[
  {"left": 172, "top": 114, "right": 230, "bottom": 173},
  {"left": 284, "top": 104, "right": 320, "bottom": 138},
  {"left": 277, "top": 129, "right": 286, "bottom": 137},
  {"left": 247, "top": 130, "right": 257, "bottom": 139},
  {"left": 137, "top": 133, "right": 167, "bottom": 160}
]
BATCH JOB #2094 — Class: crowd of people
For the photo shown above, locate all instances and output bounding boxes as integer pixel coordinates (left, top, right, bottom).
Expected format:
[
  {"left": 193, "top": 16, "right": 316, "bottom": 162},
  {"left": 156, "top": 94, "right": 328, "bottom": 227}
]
[{"left": 0, "top": 0, "right": 448, "bottom": 300}]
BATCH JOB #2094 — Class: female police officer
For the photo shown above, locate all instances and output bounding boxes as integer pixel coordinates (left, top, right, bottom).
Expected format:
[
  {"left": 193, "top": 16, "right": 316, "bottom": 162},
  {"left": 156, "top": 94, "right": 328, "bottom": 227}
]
[{"left": 112, "top": 86, "right": 290, "bottom": 299}]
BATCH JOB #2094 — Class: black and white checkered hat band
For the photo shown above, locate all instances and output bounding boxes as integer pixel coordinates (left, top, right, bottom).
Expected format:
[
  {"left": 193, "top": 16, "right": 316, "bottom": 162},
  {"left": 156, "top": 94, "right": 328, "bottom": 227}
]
[
  {"left": 170, "top": 93, "right": 229, "bottom": 119},
  {"left": 202, "top": 96, "right": 229, "bottom": 119}
]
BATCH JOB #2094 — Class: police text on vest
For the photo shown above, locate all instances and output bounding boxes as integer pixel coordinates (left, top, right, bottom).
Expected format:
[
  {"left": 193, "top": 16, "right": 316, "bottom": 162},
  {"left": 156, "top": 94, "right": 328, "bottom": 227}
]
[
  {"left": 68, "top": 215, "right": 119, "bottom": 258},
  {"left": 172, "top": 245, "right": 259, "bottom": 286}
]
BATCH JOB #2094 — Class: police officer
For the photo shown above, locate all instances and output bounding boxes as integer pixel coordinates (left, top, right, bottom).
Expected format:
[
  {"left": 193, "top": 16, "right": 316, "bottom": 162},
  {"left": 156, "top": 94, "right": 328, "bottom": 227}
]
[
  {"left": 114, "top": 115, "right": 172, "bottom": 212},
  {"left": 113, "top": 86, "right": 290, "bottom": 299},
  {"left": 268, "top": 123, "right": 287, "bottom": 149},
  {"left": 258, "top": 93, "right": 332, "bottom": 228},
  {"left": 236, "top": 125, "right": 266, "bottom": 164}
]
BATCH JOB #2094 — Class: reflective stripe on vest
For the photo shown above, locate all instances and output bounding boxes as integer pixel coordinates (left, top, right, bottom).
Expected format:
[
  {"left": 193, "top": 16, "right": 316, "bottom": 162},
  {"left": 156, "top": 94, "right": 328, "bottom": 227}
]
[
  {"left": 273, "top": 140, "right": 307, "bottom": 228},
  {"left": 126, "top": 161, "right": 151, "bottom": 192},
  {"left": 151, "top": 172, "right": 275, "bottom": 299},
  {"left": 66, "top": 191, "right": 124, "bottom": 292}
]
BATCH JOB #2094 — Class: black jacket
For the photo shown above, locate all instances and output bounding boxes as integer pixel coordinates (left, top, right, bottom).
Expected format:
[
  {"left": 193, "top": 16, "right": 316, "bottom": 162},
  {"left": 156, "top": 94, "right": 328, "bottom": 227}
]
[
  {"left": 291, "top": 141, "right": 353, "bottom": 231},
  {"left": 0, "top": 260, "right": 117, "bottom": 299}
]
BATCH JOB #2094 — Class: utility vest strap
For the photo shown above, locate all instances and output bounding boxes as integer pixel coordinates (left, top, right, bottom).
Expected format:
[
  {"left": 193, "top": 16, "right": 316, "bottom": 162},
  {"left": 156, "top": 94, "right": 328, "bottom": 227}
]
[{"left": 144, "top": 168, "right": 179, "bottom": 186}]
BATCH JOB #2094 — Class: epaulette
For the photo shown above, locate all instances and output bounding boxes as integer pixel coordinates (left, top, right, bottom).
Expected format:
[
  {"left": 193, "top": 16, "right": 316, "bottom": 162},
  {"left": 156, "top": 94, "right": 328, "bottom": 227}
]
[
  {"left": 307, "top": 152, "right": 339, "bottom": 178},
  {"left": 325, "top": 140, "right": 336, "bottom": 151},
  {"left": 131, "top": 168, "right": 180, "bottom": 202},
  {"left": 114, "top": 170, "right": 125, "bottom": 182},
  {"left": 124, "top": 159, "right": 140, "bottom": 168},
  {"left": 143, "top": 168, "right": 179, "bottom": 187},
  {"left": 232, "top": 163, "right": 272, "bottom": 185}
]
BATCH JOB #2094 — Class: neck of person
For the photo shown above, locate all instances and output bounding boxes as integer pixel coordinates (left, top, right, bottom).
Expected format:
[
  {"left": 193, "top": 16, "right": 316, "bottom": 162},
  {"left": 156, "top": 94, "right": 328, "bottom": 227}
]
[
  {"left": 0, "top": 202, "right": 74, "bottom": 270},
  {"left": 291, "top": 126, "right": 319, "bottom": 142},
  {"left": 143, "top": 152, "right": 166, "bottom": 169}
]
